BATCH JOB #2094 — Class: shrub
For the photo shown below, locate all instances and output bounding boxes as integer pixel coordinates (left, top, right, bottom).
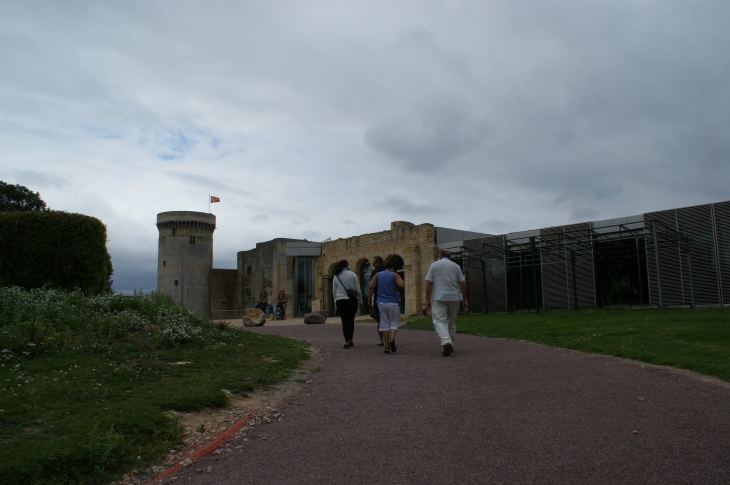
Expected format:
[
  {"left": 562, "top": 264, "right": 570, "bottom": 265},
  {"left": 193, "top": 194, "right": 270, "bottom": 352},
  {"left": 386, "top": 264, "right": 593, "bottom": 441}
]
[
  {"left": 0, "top": 181, "right": 47, "bottom": 212},
  {"left": 89, "top": 309, "right": 147, "bottom": 338},
  {"left": 0, "top": 287, "right": 206, "bottom": 353},
  {"left": 0, "top": 211, "right": 113, "bottom": 294},
  {"left": 157, "top": 309, "right": 201, "bottom": 345}
]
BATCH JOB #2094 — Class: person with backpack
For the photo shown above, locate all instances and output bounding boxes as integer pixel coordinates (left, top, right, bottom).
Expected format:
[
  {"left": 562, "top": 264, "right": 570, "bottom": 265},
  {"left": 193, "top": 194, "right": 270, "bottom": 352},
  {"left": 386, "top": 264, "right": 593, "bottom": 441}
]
[
  {"left": 333, "top": 259, "right": 362, "bottom": 349},
  {"left": 368, "top": 261, "right": 405, "bottom": 353}
]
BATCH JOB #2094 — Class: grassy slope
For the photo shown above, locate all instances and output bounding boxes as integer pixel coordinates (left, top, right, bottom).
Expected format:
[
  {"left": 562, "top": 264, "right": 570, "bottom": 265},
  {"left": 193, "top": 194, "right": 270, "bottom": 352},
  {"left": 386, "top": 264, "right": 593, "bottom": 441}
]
[
  {"left": 0, "top": 290, "right": 308, "bottom": 485},
  {"left": 404, "top": 308, "right": 730, "bottom": 381}
]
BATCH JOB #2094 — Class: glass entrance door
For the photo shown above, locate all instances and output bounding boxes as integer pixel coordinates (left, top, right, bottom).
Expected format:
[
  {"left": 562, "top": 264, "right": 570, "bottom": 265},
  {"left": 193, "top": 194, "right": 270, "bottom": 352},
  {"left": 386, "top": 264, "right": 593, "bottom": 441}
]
[{"left": 294, "top": 257, "right": 313, "bottom": 316}]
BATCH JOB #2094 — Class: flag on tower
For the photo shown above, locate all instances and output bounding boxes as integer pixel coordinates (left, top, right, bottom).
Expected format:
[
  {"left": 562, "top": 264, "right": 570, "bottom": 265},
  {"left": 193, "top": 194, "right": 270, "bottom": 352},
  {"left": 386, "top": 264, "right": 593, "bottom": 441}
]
[{"left": 210, "top": 196, "right": 221, "bottom": 203}]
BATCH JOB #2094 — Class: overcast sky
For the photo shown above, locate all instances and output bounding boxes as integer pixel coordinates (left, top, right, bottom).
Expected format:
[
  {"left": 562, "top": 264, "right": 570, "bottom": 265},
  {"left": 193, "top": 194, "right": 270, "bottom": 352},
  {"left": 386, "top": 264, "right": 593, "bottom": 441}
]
[{"left": 1, "top": 1, "right": 729, "bottom": 291}]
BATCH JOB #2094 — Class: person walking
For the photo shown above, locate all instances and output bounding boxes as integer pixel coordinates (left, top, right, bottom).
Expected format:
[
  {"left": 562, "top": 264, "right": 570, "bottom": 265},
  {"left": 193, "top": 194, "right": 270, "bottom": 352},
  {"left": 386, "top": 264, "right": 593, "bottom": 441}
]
[
  {"left": 369, "top": 261, "right": 404, "bottom": 353},
  {"left": 333, "top": 259, "right": 362, "bottom": 349},
  {"left": 369, "top": 256, "right": 386, "bottom": 346},
  {"left": 425, "top": 249, "right": 468, "bottom": 357},
  {"left": 258, "top": 285, "right": 268, "bottom": 312}
]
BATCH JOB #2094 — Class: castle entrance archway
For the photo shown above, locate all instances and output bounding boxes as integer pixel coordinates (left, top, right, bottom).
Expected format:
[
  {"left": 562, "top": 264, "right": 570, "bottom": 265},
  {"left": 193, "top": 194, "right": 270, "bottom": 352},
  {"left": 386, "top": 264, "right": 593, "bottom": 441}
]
[{"left": 360, "top": 259, "right": 372, "bottom": 316}]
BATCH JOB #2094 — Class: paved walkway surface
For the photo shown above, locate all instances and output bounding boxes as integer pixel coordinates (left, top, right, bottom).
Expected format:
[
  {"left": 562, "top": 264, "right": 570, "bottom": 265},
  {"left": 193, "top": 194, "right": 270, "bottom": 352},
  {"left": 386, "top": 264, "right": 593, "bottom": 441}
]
[
  {"left": 172, "top": 322, "right": 730, "bottom": 484},
  {"left": 220, "top": 314, "right": 373, "bottom": 328}
]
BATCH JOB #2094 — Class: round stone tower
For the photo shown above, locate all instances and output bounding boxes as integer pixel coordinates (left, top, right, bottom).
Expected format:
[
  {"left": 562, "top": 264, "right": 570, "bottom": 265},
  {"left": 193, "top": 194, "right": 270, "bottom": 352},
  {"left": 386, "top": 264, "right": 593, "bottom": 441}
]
[{"left": 156, "top": 211, "right": 216, "bottom": 317}]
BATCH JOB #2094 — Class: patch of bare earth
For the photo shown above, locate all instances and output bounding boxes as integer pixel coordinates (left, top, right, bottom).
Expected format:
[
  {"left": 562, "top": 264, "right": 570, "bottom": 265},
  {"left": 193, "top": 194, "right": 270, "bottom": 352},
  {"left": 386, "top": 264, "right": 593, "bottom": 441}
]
[{"left": 112, "top": 348, "right": 322, "bottom": 485}]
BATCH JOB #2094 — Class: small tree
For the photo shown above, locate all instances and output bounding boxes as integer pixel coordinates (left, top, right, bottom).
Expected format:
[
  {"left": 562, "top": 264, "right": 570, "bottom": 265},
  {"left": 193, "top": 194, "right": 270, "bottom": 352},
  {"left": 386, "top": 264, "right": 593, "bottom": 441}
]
[{"left": 0, "top": 181, "right": 48, "bottom": 212}]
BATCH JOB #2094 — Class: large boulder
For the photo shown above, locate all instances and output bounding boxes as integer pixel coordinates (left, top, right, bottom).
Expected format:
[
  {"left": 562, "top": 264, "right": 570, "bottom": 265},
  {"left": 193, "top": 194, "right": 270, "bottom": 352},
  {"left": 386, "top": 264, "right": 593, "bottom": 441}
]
[
  {"left": 303, "top": 312, "right": 326, "bottom": 324},
  {"left": 243, "top": 308, "right": 266, "bottom": 327}
]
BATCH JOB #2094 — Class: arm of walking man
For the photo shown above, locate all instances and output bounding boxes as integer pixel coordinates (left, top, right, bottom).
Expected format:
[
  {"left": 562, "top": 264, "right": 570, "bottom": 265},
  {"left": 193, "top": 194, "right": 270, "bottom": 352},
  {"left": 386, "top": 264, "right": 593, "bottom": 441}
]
[
  {"left": 459, "top": 280, "right": 469, "bottom": 308},
  {"left": 368, "top": 272, "right": 378, "bottom": 305},
  {"left": 425, "top": 280, "right": 433, "bottom": 309}
]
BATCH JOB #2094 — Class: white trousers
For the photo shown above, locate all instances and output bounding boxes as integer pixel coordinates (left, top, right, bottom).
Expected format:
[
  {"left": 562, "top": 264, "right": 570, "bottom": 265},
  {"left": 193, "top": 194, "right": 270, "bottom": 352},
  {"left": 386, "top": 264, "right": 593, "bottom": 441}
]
[
  {"left": 378, "top": 302, "right": 400, "bottom": 331},
  {"left": 431, "top": 300, "right": 460, "bottom": 346}
]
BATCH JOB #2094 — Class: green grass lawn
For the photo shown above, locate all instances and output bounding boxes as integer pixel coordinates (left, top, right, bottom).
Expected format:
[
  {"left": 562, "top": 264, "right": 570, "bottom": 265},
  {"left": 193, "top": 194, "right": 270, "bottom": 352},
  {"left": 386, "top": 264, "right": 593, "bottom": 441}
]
[
  {"left": 404, "top": 308, "right": 730, "bottom": 381},
  {"left": 0, "top": 288, "right": 309, "bottom": 485}
]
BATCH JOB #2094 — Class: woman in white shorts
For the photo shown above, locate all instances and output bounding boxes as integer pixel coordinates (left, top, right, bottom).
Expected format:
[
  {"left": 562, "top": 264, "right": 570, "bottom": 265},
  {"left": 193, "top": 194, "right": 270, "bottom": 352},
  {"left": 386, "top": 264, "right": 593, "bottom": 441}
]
[{"left": 368, "top": 261, "right": 405, "bottom": 353}]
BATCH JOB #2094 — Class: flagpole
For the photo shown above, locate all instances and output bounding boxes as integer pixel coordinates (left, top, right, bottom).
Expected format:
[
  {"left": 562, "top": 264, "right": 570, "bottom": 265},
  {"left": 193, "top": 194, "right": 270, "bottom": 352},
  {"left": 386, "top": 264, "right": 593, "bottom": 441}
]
[{"left": 208, "top": 192, "right": 210, "bottom": 213}]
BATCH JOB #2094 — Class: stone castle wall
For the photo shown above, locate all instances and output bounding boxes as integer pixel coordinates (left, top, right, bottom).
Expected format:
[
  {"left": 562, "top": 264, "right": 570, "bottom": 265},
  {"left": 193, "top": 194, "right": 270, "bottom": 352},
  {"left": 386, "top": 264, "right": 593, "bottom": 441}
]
[
  {"left": 316, "top": 221, "right": 437, "bottom": 315},
  {"left": 210, "top": 269, "right": 237, "bottom": 315},
  {"left": 157, "top": 211, "right": 439, "bottom": 318},
  {"left": 237, "top": 238, "right": 299, "bottom": 312}
]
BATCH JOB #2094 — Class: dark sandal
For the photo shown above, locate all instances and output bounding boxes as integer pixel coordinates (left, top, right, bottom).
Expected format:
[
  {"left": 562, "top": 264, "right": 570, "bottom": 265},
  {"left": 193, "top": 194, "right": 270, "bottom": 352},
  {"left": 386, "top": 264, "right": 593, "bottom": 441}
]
[
  {"left": 343, "top": 343, "right": 350, "bottom": 349},
  {"left": 384, "top": 347, "right": 390, "bottom": 353},
  {"left": 389, "top": 339, "right": 396, "bottom": 352}
]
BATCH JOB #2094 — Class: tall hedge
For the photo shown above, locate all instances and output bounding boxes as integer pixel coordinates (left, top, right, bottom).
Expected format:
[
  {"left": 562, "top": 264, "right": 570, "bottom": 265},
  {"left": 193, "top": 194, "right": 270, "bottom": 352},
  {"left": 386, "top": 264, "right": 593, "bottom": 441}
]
[{"left": 0, "top": 211, "right": 113, "bottom": 294}]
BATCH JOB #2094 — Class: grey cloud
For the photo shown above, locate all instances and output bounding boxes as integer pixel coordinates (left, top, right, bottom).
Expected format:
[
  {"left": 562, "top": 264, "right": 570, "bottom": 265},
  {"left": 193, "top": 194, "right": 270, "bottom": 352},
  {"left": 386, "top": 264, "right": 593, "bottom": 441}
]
[
  {"left": 377, "top": 195, "right": 441, "bottom": 217},
  {"left": 365, "top": 94, "right": 490, "bottom": 170},
  {"left": 12, "top": 170, "right": 71, "bottom": 189},
  {"left": 165, "top": 171, "right": 252, "bottom": 196},
  {"left": 83, "top": 126, "right": 121, "bottom": 139},
  {"left": 109, "top": 252, "right": 157, "bottom": 293},
  {"left": 470, "top": 219, "right": 517, "bottom": 235},
  {"left": 395, "top": 30, "right": 473, "bottom": 80},
  {"left": 251, "top": 214, "right": 269, "bottom": 221},
  {"left": 300, "top": 230, "right": 321, "bottom": 241},
  {"left": 569, "top": 207, "right": 600, "bottom": 223}
]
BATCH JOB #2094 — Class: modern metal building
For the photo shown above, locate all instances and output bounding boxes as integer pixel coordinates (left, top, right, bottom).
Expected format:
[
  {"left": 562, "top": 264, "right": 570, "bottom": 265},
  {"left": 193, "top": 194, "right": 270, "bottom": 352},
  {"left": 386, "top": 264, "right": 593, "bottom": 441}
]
[{"left": 456, "top": 201, "right": 730, "bottom": 312}]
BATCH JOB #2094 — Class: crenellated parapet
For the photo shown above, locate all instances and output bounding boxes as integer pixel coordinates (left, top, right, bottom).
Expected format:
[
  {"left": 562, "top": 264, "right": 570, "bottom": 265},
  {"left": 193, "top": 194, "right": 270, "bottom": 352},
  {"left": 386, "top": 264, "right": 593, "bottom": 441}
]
[{"left": 156, "top": 220, "right": 216, "bottom": 232}]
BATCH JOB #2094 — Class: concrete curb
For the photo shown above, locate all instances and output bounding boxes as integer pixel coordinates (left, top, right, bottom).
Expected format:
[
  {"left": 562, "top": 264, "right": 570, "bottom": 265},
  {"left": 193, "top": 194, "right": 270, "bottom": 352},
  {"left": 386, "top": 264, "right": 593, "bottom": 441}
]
[{"left": 147, "top": 415, "right": 252, "bottom": 483}]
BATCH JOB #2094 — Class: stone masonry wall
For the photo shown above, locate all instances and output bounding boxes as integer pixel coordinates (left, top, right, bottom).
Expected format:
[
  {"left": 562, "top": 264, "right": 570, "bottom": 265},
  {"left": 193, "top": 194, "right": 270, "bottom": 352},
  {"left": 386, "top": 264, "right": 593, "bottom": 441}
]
[
  {"left": 237, "top": 238, "right": 300, "bottom": 315},
  {"left": 316, "top": 221, "right": 437, "bottom": 316},
  {"left": 210, "top": 268, "right": 237, "bottom": 318}
]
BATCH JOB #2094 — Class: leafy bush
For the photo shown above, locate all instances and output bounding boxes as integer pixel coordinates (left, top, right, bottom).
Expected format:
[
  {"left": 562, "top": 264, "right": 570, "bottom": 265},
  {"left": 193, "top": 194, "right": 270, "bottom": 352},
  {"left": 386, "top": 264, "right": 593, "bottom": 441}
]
[
  {"left": 0, "top": 287, "right": 209, "bottom": 354},
  {"left": 89, "top": 310, "right": 147, "bottom": 338},
  {"left": 157, "top": 308, "right": 201, "bottom": 345},
  {"left": 0, "top": 211, "right": 113, "bottom": 294},
  {"left": 0, "top": 181, "right": 47, "bottom": 212}
]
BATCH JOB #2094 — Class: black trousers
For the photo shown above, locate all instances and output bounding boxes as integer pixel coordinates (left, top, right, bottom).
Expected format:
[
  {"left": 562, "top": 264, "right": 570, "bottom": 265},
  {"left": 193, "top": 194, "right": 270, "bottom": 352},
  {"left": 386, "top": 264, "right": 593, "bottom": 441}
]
[{"left": 336, "top": 298, "right": 358, "bottom": 342}]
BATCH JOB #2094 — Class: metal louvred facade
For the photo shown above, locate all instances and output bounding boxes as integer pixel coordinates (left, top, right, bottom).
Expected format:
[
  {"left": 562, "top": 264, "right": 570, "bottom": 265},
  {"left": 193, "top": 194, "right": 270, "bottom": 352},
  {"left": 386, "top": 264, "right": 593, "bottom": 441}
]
[
  {"left": 460, "top": 200, "right": 729, "bottom": 313},
  {"left": 462, "top": 238, "right": 486, "bottom": 312},
  {"left": 564, "top": 223, "right": 596, "bottom": 309},
  {"left": 539, "top": 226, "right": 569, "bottom": 309},
  {"left": 460, "top": 236, "right": 508, "bottom": 313},
  {"left": 644, "top": 210, "right": 685, "bottom": 307},
  {"left": 713, "top": 201, "right": 730, "bottom": 305},
  {"left": 676, "top": 205, "right": 720, "bottom": 306}
]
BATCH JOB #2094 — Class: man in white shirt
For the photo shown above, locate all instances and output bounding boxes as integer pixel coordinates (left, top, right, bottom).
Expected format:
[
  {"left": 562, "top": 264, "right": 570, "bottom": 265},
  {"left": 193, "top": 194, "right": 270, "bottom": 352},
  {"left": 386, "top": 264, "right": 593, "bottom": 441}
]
[{"left": 425, "top": 249, "right": 468, "bottom": 357}]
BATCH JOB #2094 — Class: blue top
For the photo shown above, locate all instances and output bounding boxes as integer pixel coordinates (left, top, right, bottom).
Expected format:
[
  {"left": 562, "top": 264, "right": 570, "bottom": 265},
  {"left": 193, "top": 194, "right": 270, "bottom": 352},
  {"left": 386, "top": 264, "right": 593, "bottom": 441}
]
[
  {"left": 376, "top": 270, "right": 400, "bottom": 304},
  {"left": 370, "top": 265, "right": 386, "bottom": 303}
]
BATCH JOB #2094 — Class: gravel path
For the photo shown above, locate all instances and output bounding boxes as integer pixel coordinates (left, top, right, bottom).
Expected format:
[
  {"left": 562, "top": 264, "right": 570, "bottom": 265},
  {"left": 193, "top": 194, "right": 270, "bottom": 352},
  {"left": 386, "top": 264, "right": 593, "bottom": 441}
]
[{"left": 169, "top": 322, "right": 730, "bottom": 484}]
